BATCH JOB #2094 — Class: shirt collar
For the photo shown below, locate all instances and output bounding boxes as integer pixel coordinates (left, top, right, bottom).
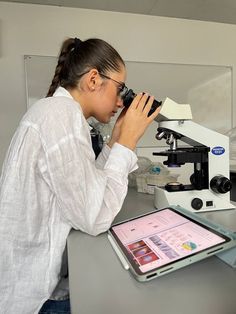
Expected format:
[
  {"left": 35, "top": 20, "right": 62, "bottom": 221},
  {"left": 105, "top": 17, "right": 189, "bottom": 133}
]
[
  {"left": 53, "top": 86, "right": 73, "bottom": 99},
  {"left": 53, "top": 86, "right": 93, "bottom": 131}
]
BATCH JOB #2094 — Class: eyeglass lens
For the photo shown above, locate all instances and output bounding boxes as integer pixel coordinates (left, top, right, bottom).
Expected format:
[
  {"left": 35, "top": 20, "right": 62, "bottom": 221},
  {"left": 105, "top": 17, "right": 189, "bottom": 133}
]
[{"left": 119, "top": 85, "right": 129, "bottom": 99}]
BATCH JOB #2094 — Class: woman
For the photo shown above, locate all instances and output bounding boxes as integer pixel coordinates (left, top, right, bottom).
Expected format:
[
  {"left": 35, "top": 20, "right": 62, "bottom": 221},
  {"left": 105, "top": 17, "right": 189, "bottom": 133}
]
[{"left": 0, "top": 37, "right": 160, "bottom": 314}]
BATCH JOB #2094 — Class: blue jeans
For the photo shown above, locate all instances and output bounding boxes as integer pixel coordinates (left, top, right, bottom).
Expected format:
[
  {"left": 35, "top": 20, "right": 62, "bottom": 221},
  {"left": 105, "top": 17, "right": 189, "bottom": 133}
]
[{"left": 38, "top": 299, "right": 71, "bottom": 314}]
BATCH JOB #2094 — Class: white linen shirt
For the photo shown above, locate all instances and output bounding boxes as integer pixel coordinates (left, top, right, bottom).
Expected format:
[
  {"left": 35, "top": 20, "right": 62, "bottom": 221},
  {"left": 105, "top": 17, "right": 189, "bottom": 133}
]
[{"left": 0, "top": 87, "right": 137, "bottom": 314}]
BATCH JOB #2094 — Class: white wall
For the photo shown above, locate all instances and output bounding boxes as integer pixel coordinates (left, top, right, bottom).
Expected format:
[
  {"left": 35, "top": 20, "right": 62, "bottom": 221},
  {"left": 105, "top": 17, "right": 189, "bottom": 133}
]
[
  {"left": 188, "top": 72, "right": 231, "bottom": 134},
  {"left": 1, "top": 1, "right": 236, "bottom": 168}
]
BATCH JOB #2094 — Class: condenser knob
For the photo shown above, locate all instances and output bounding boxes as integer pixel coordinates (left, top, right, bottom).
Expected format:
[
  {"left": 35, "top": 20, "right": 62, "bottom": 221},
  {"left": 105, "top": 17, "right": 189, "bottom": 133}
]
[
  {"left": 210, "top": 175, "right": 232, "bottom": 194},
  {"left": 191, "top": 198, "right": 203, "bottom": 210}
]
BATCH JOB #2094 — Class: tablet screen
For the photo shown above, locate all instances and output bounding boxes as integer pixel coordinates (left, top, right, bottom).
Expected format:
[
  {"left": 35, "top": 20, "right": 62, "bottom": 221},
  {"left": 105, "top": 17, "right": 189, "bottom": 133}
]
[{"left": 110, "top": 208, "right": 230, "bottom": 275}]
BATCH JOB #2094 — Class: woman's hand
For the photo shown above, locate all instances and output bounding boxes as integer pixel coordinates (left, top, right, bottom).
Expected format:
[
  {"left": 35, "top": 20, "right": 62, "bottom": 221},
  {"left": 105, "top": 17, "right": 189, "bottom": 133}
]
[
  {"left": 116, "top": 93, "right": 161, "bottom": 150},
  {"left": 107, "top": 108, "right": 127, "bottom": 148}
]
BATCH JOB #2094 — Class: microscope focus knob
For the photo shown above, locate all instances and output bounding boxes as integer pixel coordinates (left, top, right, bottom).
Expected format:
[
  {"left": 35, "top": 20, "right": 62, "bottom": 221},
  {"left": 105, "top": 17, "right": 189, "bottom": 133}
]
[
  {"left": 191, "top": 198, "right": 203, "bottom": 210},
  {"left": 210, "top": 175, "right": 232, "bottom": 194}
]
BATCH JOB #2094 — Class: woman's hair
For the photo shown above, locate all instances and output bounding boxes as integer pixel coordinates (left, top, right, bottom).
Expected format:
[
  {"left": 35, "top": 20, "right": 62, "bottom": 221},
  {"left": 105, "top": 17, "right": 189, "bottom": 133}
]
[{"left": 46, "top": 37, "right": 125, "bottom": 97}]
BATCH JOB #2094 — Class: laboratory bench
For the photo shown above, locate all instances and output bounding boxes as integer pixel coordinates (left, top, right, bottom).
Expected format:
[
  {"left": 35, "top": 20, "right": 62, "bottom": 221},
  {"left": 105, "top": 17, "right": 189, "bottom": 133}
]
[{"left": 67, "top": 188, "right": 236, "bottom": 314}]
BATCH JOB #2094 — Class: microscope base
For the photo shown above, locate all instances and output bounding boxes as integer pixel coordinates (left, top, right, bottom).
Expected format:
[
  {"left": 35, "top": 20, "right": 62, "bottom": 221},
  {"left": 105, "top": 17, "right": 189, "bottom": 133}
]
[{"left": 154, "top": 186, "right": 235, "bottom": 212}]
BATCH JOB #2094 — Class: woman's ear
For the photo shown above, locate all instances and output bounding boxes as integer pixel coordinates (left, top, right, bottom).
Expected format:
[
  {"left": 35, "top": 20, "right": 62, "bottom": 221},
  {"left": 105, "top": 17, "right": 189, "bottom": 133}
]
[{"left": 86, "top": 68, "right": 102, "bottom": 91}]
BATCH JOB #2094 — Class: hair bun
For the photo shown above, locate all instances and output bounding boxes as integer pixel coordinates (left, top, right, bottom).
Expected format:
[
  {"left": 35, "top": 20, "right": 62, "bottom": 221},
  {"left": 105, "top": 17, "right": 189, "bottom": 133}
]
[{"left": 74, "top": 37, "right": 82, "bottom": 51}]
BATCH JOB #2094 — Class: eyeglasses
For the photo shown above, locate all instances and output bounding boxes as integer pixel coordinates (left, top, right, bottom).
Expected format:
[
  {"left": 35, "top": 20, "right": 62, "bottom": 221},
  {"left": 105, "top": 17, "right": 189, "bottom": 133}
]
[{"left": 99, "top": 73, "right": 129, "bottom": 100}]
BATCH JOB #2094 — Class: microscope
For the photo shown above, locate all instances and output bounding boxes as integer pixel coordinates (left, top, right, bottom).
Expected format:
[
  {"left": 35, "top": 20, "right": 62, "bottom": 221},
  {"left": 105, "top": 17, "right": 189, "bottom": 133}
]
[
  {"left": 152, "top": 98, "right": 234, "bottom": 212},
  {"left": 122, "top": 88, "right": 233, "bottom": 212}
]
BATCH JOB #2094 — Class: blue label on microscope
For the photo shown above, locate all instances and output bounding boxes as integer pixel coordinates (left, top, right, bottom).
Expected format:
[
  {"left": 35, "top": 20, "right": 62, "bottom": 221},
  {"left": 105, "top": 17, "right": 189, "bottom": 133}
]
[{"left": 211, "top": 146, "right": 225, "bottom": 155}]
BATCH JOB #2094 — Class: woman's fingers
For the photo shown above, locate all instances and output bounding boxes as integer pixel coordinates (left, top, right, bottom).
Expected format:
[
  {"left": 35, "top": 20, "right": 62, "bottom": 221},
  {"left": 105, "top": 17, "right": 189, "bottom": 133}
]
[
  {"left": 148, "top": 104, "right": 161, "bottom": 120},
  {"left": 126, "top": 91, "right": 161, "bottom": 120},
  {"left": 135, "top": 93, "right": 150, "bottom": 112},
  {"left": 133, "top": 93, "right": 157, "bottom": 117},
  {"left": 129, "top": 93, "right": 143, "bottom": 109},
  {"left": 142, "top": 95, "right": 154, "bottom": 115}
]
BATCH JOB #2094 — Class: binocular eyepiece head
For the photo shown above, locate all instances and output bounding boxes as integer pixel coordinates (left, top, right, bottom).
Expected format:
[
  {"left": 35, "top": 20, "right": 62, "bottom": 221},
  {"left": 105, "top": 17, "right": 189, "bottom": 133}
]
[
  {"left": 122, "top": 89, "right": 162, "bottom": 116},
  {"left": 122, "top": 89, "right": 136, "bottom": 108}
]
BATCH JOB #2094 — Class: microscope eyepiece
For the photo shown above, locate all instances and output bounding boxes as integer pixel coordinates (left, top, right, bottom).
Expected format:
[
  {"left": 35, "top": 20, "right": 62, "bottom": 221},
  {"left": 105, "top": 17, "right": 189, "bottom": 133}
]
[{"left": 122, "top": 89, "right": 162, "bottom": 116}]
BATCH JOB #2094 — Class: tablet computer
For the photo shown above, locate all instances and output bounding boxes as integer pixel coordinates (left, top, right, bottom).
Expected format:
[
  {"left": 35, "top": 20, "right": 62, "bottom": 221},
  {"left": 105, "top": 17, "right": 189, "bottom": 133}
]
[{"left": 108, "top": 206, "right": 236, "bottom": 282}]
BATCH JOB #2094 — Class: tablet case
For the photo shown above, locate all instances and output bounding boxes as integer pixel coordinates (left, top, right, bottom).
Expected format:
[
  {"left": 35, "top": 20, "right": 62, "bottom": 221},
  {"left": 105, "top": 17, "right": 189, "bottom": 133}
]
[{"left": 108, "top": 205, "right": 236, "bottom": 281}]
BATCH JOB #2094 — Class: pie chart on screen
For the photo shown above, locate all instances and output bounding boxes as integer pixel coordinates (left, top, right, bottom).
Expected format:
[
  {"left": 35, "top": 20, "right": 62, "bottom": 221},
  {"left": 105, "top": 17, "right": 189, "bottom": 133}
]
[{"left": 181, "top": 241, "right": 197, "bottom": 251}]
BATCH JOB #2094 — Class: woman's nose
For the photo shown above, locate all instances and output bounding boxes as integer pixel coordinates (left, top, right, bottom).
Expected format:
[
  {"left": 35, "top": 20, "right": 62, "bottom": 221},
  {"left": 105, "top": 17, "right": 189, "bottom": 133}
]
[{"left": 117, "top": 97, "right": 124, "bottom": 108}]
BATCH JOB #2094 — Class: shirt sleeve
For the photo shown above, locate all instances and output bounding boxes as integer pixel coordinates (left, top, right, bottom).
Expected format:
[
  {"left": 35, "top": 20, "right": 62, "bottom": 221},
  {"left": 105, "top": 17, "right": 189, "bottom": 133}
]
[
  {"left": 95, "top": 144, "right": 111, "bottom": 169},
  {"left": 44, "top": 121, "right": 138, "bottom": 236}
]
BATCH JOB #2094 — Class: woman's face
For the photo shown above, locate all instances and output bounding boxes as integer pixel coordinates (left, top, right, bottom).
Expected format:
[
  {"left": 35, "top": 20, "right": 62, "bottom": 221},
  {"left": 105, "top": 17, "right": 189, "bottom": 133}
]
[{"left": 91, "top": 65, "right": 127, "bottom": 123}]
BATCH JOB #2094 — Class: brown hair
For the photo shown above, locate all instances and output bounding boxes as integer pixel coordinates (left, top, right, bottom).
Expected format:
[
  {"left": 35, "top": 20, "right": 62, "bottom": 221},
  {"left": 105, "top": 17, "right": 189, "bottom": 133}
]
[{"left": 46, "top": 37, "right": 125, "bottom": 97}]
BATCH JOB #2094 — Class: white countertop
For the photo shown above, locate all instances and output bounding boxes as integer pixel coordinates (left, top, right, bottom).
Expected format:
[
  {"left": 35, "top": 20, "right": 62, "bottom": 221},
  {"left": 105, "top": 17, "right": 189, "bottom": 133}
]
[{"left": 67, "top": 188, "right": 236, "bottom": 314}]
